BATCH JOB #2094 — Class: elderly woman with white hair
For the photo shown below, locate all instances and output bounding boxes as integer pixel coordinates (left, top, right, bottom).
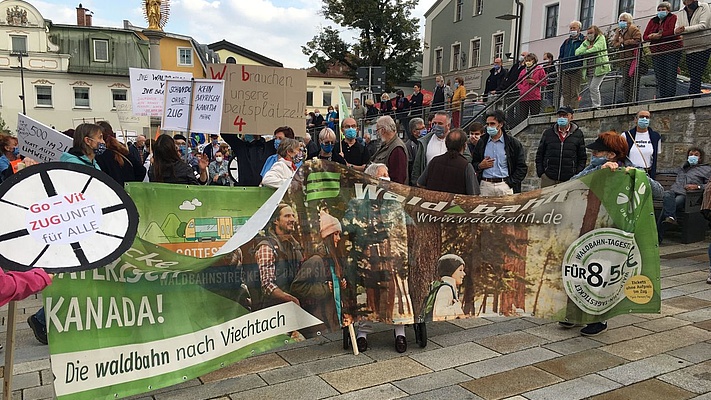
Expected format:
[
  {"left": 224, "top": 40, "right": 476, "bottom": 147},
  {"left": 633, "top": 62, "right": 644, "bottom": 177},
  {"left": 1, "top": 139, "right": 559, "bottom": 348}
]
[
  {"left": 364, "top": 163, "right": 390, "bottom": 180},
  {"left": 311, "top": 128, "right": 347, "bottom": 165},
  {"left": 612, "top": 12, "right": 642, "bottom": 103},
  {"left": 261, "top": 138, "right": 301, "bottom": 189}
]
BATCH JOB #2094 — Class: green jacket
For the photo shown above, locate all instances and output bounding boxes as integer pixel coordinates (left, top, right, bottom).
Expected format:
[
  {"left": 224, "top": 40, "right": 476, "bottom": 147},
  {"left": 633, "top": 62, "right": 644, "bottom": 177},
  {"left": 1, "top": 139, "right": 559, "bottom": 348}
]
[{"left": 574, "top": 34, "right": 611, "bottom": 77}]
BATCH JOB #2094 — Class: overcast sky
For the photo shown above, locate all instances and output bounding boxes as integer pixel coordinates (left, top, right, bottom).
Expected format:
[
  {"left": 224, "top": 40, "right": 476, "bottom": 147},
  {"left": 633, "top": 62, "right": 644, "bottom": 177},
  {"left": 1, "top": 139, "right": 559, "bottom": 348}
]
[{"left": 29, "top": 0, "right": 437, "bottom": 68}]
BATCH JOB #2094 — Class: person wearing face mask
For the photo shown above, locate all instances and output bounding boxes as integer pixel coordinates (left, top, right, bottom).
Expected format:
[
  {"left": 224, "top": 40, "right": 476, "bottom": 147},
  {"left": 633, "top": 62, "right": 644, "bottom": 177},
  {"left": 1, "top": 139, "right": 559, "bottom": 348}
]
[
  {"left": 94, "top": 121, "right": 146, "bottom": 186},
  {"left": 59, "top": 123, "right": 106, "bottom": 170},
  {"left": 409, "top": 84, "right": 424, "bottom": 118},
  {"left": 208, "top": 151, "right": 230, "bottom": 186},
  {"left": 352, "top": 98, "right": 366, "bottom": 125},
  {"left": 467, "top": 122, "right": 483, "bottom": 157},
  {"left": 451, "top": 77, "right": 467, "bottom": 128},
  {"left": 558, "top": 21, "right": 586, "bottom": 109},
  {"left": 0, "top": 134, "right": 34, "bottom": 182},
  {"left": 675, "top": 0, "right": 711, "bottom": 96},
  {"left": 659, "top": 147, "right": 711, "bottom": 228},
  {"left": 261, "top": 139, "right": 302, "bottom": 189},
  {"left": 643, "top": 2, "right": 682, "bottom": 100},
  {"left": 516, "top": 53, "right": 548, "bottom": 119},
  {"left": 535, "top": 106, "right": 587, "bottom": 187},
  {"left": 411, "top": 111, "right": 473, "bottom": 185},
  {"left": 260, "top": 126, "right": 295, "bottom": 177},
  {"left": 202, "top": 134, "right": 222, "bottom": 162},
  {"left": 496, "top": 52, "right": 529, "bottom": 126},
  {"left": 405, "top": 118, "right": 426, "bottom": 184},
  {"left": 621, "top": 111, "right": 661, "bottom": 179},
  {"left": 431, "top": 75, "right": 446, "bottom": 112},
  {"left": 575, "top": 25, "right": 611, "bottom": 110},
  {"left": 484, "top": 58, "right": 507, "bottom": 103},
  {"left": 339, "top": 118, "right": 370, "bottom": 172},
  {"left": 472, "top": 110, "right": 527, "bottom": 196},
  {"left": 149, "top": 134, "right": 209, "bottom": 184},
  {"left": 612, "top": 13, "right": 642, "bottom": 103},
  {"left": 370, "top": 116, "right": 409, "bottom": 184},
  {"left": 222, "top": 131, "right": 277, "bottom": 186},
  {"left": 312, "top": 128, "right": 346, "bottom": 165},
  {"left": 571, "top": 131, "right": 631, "bottom": 180}
]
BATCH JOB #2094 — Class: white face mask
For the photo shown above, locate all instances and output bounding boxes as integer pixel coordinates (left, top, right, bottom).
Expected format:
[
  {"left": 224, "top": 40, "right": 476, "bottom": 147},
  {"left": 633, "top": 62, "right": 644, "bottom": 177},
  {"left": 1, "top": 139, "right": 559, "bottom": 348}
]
[
  {"left": 380, "top": 176, "right": 391, "bottom": 181},
  {"left": 215, "top": 157, "right": 223, "bottom": 162}
]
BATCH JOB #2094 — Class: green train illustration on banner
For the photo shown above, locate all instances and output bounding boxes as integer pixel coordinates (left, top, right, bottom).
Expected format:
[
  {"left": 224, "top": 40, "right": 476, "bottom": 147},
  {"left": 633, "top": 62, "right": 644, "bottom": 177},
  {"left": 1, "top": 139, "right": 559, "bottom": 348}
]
[{"left": 184, "top": 216, "right": 250, "bottom": 242}]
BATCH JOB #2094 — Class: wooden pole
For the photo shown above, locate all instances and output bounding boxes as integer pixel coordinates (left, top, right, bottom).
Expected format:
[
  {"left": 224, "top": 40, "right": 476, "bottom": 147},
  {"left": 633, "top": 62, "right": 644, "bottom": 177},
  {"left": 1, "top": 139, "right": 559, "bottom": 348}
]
[{"left": 348, "top": 324, "right": 358, "bottom": 355}]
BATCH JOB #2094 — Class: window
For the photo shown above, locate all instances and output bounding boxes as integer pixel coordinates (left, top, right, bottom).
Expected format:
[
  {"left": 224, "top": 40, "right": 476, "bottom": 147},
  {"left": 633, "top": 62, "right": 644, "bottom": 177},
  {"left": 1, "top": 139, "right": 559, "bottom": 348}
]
[
  {"left": 545, "top": 4, "right": 559, "bottom": 39},
  {"left": 306, "top": 91, "right": 313, "bottom": 106},
  {"left": 178, "top": 48, "right": 192, "bottom": 66},
  {"left": 474, "top": 0, "right": 483, "bottom": 16},
  {"left": 226, "top": 56, "right": 236, "bottom": 64},
  {"left": 92, "top": 39, "right": 109, "bottom": 62},
  {"left": 111, "top": 89, "right": 127, "bottom": 108},
  {"left": 435, "top": 48, "right": 443, "bottom": 74},
  {"left": 451, "top": 43, "right": 461, "bottom": 71},
  {"left": 670, "top": 0, "right": 681, "bottom": 11},
  {"left": 11, "top": 35, "right": 27, "bottom": 54},
  {"left": 74, "top": 87, "right": 90, "bottom": 108},
  {"left": 455, "top": 0, "right": 464, "bottom": 21},
  {"left": 470, "top": 39, "right": 481, "bottom": 68},
  {"left": 493, "top": 33, "right": 504, "bottom": 61},
  {"left": 322, "top": 91, "right": 332, "bottom": 107},
  {"left": 618, "top": 0, "right": 634, "bottom": 15},
  {"left": 36, "top": 86, "right": 52, "bottom": 107},
  {"left": 579, "top": 0, "right": 594, "bottom": 31}
]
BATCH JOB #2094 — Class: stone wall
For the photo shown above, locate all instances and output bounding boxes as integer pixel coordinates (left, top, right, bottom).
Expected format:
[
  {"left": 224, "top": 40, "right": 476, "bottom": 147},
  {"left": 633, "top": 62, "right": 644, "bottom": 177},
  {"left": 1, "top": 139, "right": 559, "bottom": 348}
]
[{"left": 511, "top": 97, "right": 711, "bottom": 192}]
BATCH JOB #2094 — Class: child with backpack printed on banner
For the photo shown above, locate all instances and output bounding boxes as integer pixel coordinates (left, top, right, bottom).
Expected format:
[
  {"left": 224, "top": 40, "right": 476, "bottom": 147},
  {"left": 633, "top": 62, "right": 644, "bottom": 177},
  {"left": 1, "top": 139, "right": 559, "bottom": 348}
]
[{"left": 421, "top": 254, "right": 467, "bottom": 322}]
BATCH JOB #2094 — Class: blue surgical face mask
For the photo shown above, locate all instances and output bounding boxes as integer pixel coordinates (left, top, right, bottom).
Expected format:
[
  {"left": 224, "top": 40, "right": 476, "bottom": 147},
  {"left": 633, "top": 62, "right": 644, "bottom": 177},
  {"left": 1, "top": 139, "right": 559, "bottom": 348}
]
[
  {"left": 657, "top": 11, "right": 668, "bottom": 19},
  {"left": 12, "top": 147, "right": 19, "bottom": 157},
  {"left": 321, "top": 143, "right": 334, "bottom": 153},
  {"left": 557, "top": 117, "right": 569, "bottom": 127},
  {"left": 688, "top": 155, "right": 699, "bottom": 165},
  {"left": 244, "top": 134, "right": 254, "bottom": 142},
  {"left": 419, "top": 128, "right": 428, "bottom": 137},
  {"left": 618, "top": 21, "right": 628, "bottom": 30},
  {"left": 179, "top": 145, "right": 188, "bottom": 156},
  {"left": 274, "top": 139, "right": 281, "bottom": 150},
  {"left": 591, "top": 154, "right": 608, "bottom": 167},
  {"left": 637, "top": 117, "right": 650, "bottom": 129},
  {"left": 345, "top": 128, "right": 357, "bottom": 139},
  {"left": 431, "top": 124, "right": 446, "bottom": 138},
  {"left": 486, "top": 126, "right": 498, "bottom": 136},
  {"left": 94, "top": 142, "right": 107, "bottom": 156},
  {"left": 494, "top": 64, "right": 501, "bottom": 70},
  {"left": 454, "top": 82, "right": 460, "bottom": 88}
]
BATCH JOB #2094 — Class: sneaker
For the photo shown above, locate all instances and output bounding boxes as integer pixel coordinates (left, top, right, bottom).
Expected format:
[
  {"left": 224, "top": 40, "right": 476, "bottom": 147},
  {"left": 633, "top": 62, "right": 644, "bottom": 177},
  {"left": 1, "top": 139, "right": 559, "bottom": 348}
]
[
  {"left": 663, "top": 216, "right": 677, "bottom": 225},
  {"left": 580, "top": 322, "right": 608, "bottom": 336},
  {"left": 706, "top": 274, "right": 711, "bottom": 284},
  {"left": 27, "top": 315, "right": 48, "bottom": 345},
  {"left": 558, "top": 321, "right": 577, "bottom": 328}
]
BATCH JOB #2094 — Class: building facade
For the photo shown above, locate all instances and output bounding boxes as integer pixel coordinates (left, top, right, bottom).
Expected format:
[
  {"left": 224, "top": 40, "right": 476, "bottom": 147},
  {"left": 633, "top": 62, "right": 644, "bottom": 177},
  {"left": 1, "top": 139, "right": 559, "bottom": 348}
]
[
  {"left": 423, "top": 0, "right": 517, "bottom": 95},
  {"left": 208, "top": 40, "right": 283, "bottom": 68},
  {"left": 0, "top": 0, "right": 149, "bottom": 132}
]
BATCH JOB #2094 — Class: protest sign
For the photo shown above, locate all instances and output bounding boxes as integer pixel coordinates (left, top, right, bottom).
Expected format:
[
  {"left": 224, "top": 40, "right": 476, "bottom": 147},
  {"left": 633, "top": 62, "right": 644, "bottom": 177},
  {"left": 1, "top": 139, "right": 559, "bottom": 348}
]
[
  {"left": 130, "top": 68, "right": 192, "bottom": 117},
  {"left": 115, "top": 100, "right": 150, "bottom": 129},
  {"left": 190, "top": 79, "right": 225, "bottom": 134},
  {"left": 46, "top": 163, "right": 660, "bottom": 399},
  {"left": 161, "top": 79, "right": 192, "bottom": 132},
  {"left": 207, "top": 64, "right": 307, "bottom": 136},
  {"left": 0, "top": 162, "right": 138, "bottom": 273},
  {"left": 16, "top": 114, "right": 72, "bottom": 163}
]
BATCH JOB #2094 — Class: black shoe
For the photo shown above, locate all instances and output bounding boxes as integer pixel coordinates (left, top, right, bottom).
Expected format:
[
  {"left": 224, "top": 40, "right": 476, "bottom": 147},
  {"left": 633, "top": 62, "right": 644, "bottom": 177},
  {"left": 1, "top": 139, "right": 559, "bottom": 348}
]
[
  {"left": 356, "top": 337, "right": 368, "bottom": 352},
  {"left": 663, "top": 216, "right": 678, "bottom": 225},
  {"left": 27, "top": 315, "right": 48, "bottom": 345},
  {"left": 395, "top": 335, "right": 407, "bottom": 353},
  {"left": 580, "top": 322, "right": 608, "bottom": 336}
]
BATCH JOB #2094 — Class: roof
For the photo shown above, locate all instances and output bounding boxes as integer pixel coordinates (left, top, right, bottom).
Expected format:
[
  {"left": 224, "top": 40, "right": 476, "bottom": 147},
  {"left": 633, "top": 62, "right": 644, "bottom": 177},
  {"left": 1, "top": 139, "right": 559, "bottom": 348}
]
[
  {"left": 207, "top": 40, "right": 283, "bottom": 67},
  {"left": 424, "top": 0, "right": 449, "bottom": 17},
  {"left": 306, "top": 62, "right": 352, "bottom": 79}
]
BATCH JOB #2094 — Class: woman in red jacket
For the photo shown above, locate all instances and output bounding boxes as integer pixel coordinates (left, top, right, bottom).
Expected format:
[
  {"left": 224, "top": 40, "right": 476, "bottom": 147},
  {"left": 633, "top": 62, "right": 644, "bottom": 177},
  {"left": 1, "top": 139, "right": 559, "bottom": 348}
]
[
  {"left": 516, "top": 53, "right": 547, "bottom": 119},
  {"left": 643, "top": 2, "right": 682, "bottom": 99}
]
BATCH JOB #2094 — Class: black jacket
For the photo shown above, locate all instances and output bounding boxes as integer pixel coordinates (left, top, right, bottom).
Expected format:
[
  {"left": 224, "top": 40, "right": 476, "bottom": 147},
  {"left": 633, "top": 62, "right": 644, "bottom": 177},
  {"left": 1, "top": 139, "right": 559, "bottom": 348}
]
[
  {"left": 222, "top": 136, "right": 276, "bottom": 186},
  {"left": 472, "top": 132, "right": 528, "bottom": 193},
  {"left": 496, "top": 63, "right": 524, "bottom": 92},
  {"left": 485, "top": 67, "right": 507, "bottom": 94},
  {"left": 535, "top": 122, "right": 587, "bottom": 182}
]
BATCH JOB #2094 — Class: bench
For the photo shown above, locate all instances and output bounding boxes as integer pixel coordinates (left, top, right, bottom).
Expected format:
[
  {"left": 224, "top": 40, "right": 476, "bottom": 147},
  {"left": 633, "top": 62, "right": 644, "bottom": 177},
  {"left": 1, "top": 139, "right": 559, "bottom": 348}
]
[{"left": 654, "top": 172, "right": 707, "bottom": 244}]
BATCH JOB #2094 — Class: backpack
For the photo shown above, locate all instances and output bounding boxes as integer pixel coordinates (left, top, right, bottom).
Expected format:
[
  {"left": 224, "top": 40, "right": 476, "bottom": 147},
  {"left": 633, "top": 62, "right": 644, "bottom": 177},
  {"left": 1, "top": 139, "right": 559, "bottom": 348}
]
[{"left": 419, "top": 280, "right": 456, "bottom": 323}]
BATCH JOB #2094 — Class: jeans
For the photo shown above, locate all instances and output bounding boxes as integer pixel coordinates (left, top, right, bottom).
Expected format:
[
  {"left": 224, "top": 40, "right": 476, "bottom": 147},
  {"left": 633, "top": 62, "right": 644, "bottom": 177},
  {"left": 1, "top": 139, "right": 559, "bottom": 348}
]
[
  {"left": 589, "top": 74, "right": 606, "bottom": 108},
  {"left": 662, "top": 191, "right": 685, "bottom": 219},
  {"left": 652, "top": 51, "right": 681, "bottom": 99},
  {"left": 686, "top": 49, "right": 711, "bottom": 95},
  {"left": 35, "top": 307, "right": 45, "bottom": 327}
]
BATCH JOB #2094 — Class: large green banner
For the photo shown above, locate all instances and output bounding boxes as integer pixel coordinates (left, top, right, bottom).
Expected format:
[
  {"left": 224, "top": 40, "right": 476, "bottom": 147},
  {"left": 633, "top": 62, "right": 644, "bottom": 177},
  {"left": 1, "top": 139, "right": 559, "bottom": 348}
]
[{"left": 45, "top": 160, "right": 660, "bottom": 399}]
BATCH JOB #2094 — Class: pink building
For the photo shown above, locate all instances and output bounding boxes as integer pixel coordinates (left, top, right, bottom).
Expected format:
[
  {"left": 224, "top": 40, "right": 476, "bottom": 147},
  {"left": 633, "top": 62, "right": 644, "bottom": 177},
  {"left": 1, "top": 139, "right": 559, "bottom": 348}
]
[{"left": 520, "top": 0, "right": 678, "bottom": 59}]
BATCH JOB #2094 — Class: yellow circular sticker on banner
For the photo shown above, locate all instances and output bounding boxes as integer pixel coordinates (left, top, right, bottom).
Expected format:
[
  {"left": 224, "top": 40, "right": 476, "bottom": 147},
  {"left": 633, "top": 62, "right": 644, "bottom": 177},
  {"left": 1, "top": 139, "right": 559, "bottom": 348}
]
[{"left": 624, "top": 275, "right": 653, "bottom": 304}]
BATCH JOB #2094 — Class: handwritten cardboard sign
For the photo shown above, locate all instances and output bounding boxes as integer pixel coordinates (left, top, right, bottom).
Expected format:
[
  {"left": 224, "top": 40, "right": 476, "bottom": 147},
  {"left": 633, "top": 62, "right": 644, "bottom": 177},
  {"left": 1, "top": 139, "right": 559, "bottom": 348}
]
[
  {"left": 130, "top": 68, "right": 192, "bottom": 117},
  {"left": 162, "top": 80, "right": 192, "bottom": 132},
  {"left": 161, "top": 79, "right": 225, "bottom": 134},
  {"left": 115, "top": 100, "right": 150, "bottom": 127},
  {"left": 207, "top": 64, "right": 307, "bottom": 137},
  {"left": 16, "top": 113, "right": 72, "bottom": 163}
]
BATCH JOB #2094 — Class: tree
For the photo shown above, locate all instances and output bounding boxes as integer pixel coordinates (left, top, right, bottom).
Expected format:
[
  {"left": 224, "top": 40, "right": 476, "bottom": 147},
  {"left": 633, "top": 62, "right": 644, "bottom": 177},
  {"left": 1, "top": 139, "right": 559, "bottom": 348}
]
[
  {"left": 0, "top": 113, "right": 10, "bottom": 134},
  {"left": 302, "top": 0, "right": 422, "bottom": 88}
]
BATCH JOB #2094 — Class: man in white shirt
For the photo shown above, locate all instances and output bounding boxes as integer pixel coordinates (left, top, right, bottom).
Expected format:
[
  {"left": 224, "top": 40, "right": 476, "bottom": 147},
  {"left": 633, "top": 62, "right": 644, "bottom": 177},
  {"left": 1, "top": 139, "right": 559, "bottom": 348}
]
[{"left": 411, "top": 112, "right": 472, "bottom": 184}]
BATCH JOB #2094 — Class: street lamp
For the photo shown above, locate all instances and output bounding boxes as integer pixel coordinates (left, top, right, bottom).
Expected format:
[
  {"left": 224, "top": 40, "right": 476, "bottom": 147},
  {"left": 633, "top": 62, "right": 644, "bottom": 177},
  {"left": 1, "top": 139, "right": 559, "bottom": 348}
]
[
  {"left": 10, "top": 51, "right": 27, "bottom": 115},
  {"left": 496, "top": 0, "right": 524, "bottom": 63}
]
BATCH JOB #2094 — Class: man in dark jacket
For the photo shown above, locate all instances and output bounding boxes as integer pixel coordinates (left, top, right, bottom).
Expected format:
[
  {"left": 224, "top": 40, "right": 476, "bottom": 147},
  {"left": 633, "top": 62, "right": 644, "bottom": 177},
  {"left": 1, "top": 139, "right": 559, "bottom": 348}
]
[
  {"left": 472, "top": 110, "right": 528, "bottom": 195},
  {"left": 483, "top": 58, "right": 507, "bottom": 102},
  {"left": 222, "top": 134, "right": 276, "bottom": 186},
  {"left": 409, "top": 84, "right": 424, "bottom": 118},
  {"left": 418, "top": 128, "right": 479, "bottom": 195},
  {"left": 535, "top": 106, "right": 587, "bottom": 187},
  {"left": 431, "top": 75, "right": 446, "bottom": 112},
  {"left": 496, "top": 52, "right": 528, "bottom": 127},
  {"left": 558, "top": 21, "right": 586, "bottom": 109}
]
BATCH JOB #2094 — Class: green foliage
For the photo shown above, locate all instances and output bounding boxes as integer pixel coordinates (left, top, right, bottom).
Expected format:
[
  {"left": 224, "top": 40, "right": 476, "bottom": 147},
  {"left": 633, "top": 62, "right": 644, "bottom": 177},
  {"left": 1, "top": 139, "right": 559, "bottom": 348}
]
[
  {"left": 0, "top": 113, "right": 10, "bottom": 134},
  {"left": 302, "top": 0, "right": 422, "bottom": 88}
]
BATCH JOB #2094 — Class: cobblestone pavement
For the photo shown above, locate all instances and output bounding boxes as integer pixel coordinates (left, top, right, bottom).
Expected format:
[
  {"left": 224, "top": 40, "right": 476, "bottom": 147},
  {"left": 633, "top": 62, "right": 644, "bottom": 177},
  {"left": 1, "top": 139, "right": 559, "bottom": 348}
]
[{"left": 2, "top": 241, "right": 710, "bottom": 400}]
